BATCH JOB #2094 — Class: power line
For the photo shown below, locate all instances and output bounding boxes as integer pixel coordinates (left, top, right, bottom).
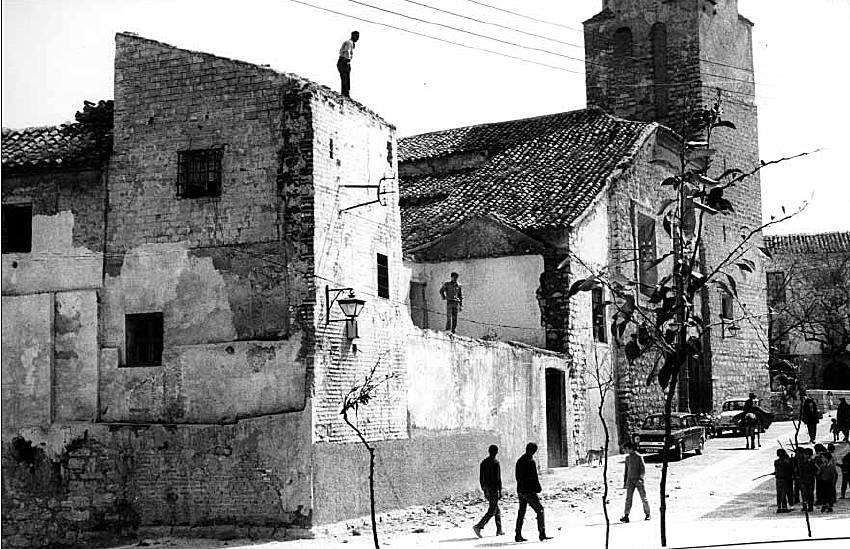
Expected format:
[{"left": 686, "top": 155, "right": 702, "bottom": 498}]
[
  {"left": 458, "top": 0, "right": 584, "bottom": 33},
  {"left": 397, "top": 0, "right": 584, "bottom": 49},
  {"left": 341, "top": 0, "right": 588, "bottom": 64},
  {"left": 287, "top": 0, "right": 582, "bottom": 73},
  {"left": 330, "top": 0, "right": 772, "bottom": 100}
]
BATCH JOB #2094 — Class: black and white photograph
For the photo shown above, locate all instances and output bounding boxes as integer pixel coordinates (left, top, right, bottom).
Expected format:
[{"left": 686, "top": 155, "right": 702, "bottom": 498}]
[{"left": 2, "top": 1, "right": 849, "bottom": 548}]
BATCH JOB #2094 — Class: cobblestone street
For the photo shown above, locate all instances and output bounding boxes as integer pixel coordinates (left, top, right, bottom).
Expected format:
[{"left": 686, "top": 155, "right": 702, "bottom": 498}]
[{"left": 111, "top": 417, "right": 850, "bottom": 549}]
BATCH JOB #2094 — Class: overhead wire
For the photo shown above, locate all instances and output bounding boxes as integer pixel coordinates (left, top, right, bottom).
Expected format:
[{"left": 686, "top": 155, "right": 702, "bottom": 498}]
[
  {"left": 287, "top": 0, "right": 582, "bottom": 73},
  {"left": 291, "top": 0, "right": 774, "bottom": 103}
]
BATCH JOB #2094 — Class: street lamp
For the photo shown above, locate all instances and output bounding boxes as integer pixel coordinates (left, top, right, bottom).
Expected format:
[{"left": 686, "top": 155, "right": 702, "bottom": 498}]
[{"left": 326, "top": 286, "right": 366, "bottom": 339}]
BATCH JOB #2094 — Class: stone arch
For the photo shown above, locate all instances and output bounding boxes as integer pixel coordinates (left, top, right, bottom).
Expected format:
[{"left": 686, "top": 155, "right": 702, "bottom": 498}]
[{"left": 612, "top": 27, "right": 634, "bottom": 111}]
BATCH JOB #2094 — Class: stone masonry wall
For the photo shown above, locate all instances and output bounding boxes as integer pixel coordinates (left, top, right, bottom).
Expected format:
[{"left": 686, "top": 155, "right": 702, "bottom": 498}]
[{"left": 2, "top": 416, "right": 313, "bottom": 548}]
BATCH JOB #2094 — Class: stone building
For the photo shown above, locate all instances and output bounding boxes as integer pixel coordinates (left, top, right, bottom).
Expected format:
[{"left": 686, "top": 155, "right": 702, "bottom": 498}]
[
  {"left": 2, "top": 34, "right": 573, "bottom": 547},
  {"left": 764, "top": 232, "right": 850, "bottom": 390},
  {"left": 399, "top": 0, "right": 770, "bottom": 442}
]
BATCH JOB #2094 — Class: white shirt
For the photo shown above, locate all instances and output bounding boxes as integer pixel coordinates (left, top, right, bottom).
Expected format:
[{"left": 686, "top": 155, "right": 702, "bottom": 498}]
[{"left": 339, "top": 39, "right": 355, "bottom": 60}]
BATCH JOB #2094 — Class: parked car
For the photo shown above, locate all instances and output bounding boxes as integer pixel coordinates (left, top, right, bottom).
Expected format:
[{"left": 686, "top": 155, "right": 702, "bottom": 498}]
[
  {"left": 633, "top": 412, "right": 705, "bottom": 460},
  {"left": 714, "top": 397, "right": 773, "bottom": 436}
]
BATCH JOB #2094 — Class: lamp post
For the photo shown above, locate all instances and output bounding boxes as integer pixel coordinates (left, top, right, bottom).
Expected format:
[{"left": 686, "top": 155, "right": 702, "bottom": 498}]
[{"left": 326, "top": 286, "right": 366, "bottom": 339}]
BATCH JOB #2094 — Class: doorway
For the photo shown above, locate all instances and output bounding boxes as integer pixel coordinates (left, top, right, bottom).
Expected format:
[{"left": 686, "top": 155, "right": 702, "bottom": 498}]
[{"left": 546, "top": 368, "right": 567, "bottom": 467}]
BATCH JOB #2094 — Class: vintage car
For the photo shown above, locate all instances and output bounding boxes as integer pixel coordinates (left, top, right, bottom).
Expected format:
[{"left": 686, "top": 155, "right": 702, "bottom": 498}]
[
  {"left": 714, "top": 397, "right": 773, "bottom": 436},
  {"left": 633, "top": 412, "right": 705, "bottom": 460}
]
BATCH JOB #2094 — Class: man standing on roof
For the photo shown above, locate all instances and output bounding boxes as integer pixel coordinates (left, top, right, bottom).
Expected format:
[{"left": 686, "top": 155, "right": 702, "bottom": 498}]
[
  {"left": 337, "top": 31, "right": 359, "bottom": 97},
  {"left": 440, "top": 272, "right": 463, "bottom": 334}
]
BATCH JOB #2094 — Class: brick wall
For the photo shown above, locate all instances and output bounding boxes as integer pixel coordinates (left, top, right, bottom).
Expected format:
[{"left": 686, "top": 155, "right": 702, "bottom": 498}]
[{"left": 309, "top": 92, "right": 408, "bottom": 444}]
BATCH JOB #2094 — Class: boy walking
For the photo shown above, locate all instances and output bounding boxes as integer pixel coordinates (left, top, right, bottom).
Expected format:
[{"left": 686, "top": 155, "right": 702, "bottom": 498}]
[
  {"left": 620, "top": 442, "right": 651, "bottom": 523},
  {"left": 439, "top": 272, "right": 463, "bottom": 333},
  {"left": 473, "top": 445, "right": 504, "bottom": 538}
]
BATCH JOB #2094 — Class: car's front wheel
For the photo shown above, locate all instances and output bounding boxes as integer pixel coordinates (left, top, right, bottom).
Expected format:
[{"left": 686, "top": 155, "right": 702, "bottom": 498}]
[
  {"left": 671, "top": 441, "right": 685, "bottom": 461},
  {"left": 695, "top": 438, "right": 704, "bottom": 455}
]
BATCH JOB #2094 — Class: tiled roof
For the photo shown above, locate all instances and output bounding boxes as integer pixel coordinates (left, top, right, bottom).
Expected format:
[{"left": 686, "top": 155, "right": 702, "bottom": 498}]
[
  {"left": 2, "top": 100, "right": 113, "bottom": 172},
  {"left": 764, "top": 232, "right": 850, "bottom": 254},
  {"left": 398, "top": 108, "right": 656, "bottom": 251}
]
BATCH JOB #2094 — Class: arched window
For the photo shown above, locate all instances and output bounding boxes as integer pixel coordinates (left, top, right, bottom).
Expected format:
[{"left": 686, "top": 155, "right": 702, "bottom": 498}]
[
  {"left": 651, "top": 23, "right": 669, "bottom": 118},
  {"left": 613, "top": 27, "right": 633, "bottom": 58}
]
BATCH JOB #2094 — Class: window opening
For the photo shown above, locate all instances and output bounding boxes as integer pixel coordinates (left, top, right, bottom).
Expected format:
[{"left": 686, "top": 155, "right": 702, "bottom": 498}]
[
  {"left": 592, "top": 287, "right": 607, "bottom": 343},
  {"left": 386, "top": 141, "right": 394, "bottom": 165},
  {"left": 651, "top": 23, "right": 669, "bottom": 118},
  {"left": 377, "top": 253, "right": 389, "bottom": 298},
  {"left": 1, "top": 203, "right": 33, "bottom": 253},
  {"left": 636, "top": 211, "right": 658, "bottom": 294},
  {"left": 766, "top": 271, "right": 786, "bottom": 307},
  {"left": 125, "top": 312, "right": 164, "bottom": 366},
  {"left": 177, "top": 149, "right": 223, "bottom": 198}
]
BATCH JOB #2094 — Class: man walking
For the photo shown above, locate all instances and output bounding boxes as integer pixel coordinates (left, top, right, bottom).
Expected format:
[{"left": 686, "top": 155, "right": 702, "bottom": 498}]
[
  {"left": 439, "top": 272, "right": 463, "bottom": 333},
  {"left": 620, "top": 442, "right": 651, "bottom": 522},
  {"left": 337, "top": 31, "right": 359, "bottom": 97},
  {"left": 837, "top": 397, "right": 850, "bottom": 442},
  {"left": 473, "top": 445, "right": 504, "bottom": 538},
  {"left": 515, "top": 443, "right": 551, "bottom": 542},
  {"left": 801, "top": 396, "right": 820, "bottom": 444}
]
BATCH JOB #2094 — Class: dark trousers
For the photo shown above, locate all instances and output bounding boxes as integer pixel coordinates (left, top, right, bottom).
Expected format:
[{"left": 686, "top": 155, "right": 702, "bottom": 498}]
[
  {"left": 841, "top": 428, "right": 849, "bottom": 442},
  {"left": 476, "top": 490, "right": 502, "bottom": 532},
  {"left": 801, "top": 482, "right": 814, "bottom": 510},
  {"left": 806, "top": 422, "right": 817, "bottom": 442},
  {"left": 446, "top": 302, "right": 459, "bottom": 333},
  {"left": 516, "top": 492, "right": 545, "bottom": 537},
  {"left": 775, "top": 478, "right": 792, "bottom": 509},
  {"left": 816, "top": 478, "right": 835, "bottom": 508},
  {"left": 841, "top": 472, "right": 848, "bottom": 498},
  {"left": 337, "top": 57, "right": 351, "bottom": 96}
]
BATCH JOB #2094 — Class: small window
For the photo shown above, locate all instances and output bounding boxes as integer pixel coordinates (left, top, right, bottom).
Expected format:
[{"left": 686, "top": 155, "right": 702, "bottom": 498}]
[
  {"left": 720, "top": 294, "right": 734, "bottom": 320},
  {"left": 125, "top": 312, "right": 164, "bottom": 366},
  {"left": 377, "top": 253, "right": 389, "bottom": 298},
  {"left": 329, "top": 138, "right": 334, "bottom": 159},
  {"left": 766, "top": 271, "right": 786, "bottom": 307},
  {"left": 636, "top": 211, "right": 658, "bottom": 294},
  {"left": 386, "top": 141, "right": 394, "bottom": 165},
  {"left": 2, "top": 203, "right": 33, "bottom": 253},
  {"left": 177, "top": 149, "right": 223, "bottom": 198},
  {"left": 592, "top": 287, "right": 607, "bottom": 343}
]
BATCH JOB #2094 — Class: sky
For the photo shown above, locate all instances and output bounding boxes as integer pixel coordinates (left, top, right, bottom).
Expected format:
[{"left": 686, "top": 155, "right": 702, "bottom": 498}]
[{"left": 2, "top": 0, "right": 849, "bottom": 235}]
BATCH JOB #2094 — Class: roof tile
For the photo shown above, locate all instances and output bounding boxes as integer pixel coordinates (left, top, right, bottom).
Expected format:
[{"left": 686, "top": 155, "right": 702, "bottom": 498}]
[{"left": 398, "top": 108, "right": 656, "bottom": 251}]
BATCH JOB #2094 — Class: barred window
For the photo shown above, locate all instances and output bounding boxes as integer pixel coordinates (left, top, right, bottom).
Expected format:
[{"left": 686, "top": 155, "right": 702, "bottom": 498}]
[
  {"left": 177, "top": 149, "right": 223, "bottom": 198},
  {"left": 2, "top": 203, "right": 32, "bottom": 253},
  {"left": 125, "top": 312, "right": 164, "bottom": 366},
  {"left": 636, "top": 211, "right": 658, "bottom": 294},
  {"left": 720, "top": 294, "right": 734, "bottom": 320}
]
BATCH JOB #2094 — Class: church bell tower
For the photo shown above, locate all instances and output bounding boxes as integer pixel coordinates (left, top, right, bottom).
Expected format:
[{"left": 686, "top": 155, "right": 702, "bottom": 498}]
[{"left": 583, "top": 0, "right": 768, "bottom": 413}]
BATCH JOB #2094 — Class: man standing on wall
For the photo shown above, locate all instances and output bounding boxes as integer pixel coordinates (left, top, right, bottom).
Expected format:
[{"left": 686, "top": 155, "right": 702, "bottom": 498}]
[
  {"left": 337, "top": 31, "right": 359, "bottom": 97},
  {"left": 440, "top": 272, "right": 463, "bottom": 333},
  {"left": 514, "top": 442, "right": 551, "bottom": 542},
  {"left": 473, "top": 445, "right": 504, "bottom": 538}
]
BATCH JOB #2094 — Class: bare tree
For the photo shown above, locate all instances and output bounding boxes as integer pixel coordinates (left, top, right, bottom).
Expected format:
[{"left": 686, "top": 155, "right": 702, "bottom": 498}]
[
  {"left": 341, "top": 358, "right": 395, "bottom": 549},
  {"left": 584, "top": 343, "right": 615, "bottom": 549},
  {"left": 568, "top": 98, "right": 814, "bottom": 546}
]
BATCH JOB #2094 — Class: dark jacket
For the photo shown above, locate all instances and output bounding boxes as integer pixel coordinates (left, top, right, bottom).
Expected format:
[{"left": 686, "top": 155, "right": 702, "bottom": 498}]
[
  {"left": 440, "top": 281, "right": 463, "bottom": 303},
  {"left": 837, "top": 401, "right": 850, "bottom": 428},
  {"left": 515, "top": 453, "right": 541, "bottom": 494},
  {"left": 774, "top": 457, "right": 793, "bottom": 480},
  {"left": 801, "top": 399, "right": 820, "bottom": 424},
  {"left": 479, "top": 456, "right": 502, "bottom": 492},
  {"left": 799, "top": 457, "right": 816, "bottom": 484}
]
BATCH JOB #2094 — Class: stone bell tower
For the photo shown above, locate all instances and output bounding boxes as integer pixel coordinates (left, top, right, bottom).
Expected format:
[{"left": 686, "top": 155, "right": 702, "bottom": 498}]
[{"left": 584, "top": 0, "right": 769, "bottom": 413}]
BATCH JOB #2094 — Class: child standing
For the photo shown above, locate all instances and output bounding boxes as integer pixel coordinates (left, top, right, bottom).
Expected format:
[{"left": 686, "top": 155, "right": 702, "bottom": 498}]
[
  {"left": 799, "top": 448, "right": 816, "bottom": 512},
  {"left": 830, "top": 418, "right": 840, "bottom": 442},
  {"left": 774, "top": 449, "right": 794, "bottom": 512}
]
